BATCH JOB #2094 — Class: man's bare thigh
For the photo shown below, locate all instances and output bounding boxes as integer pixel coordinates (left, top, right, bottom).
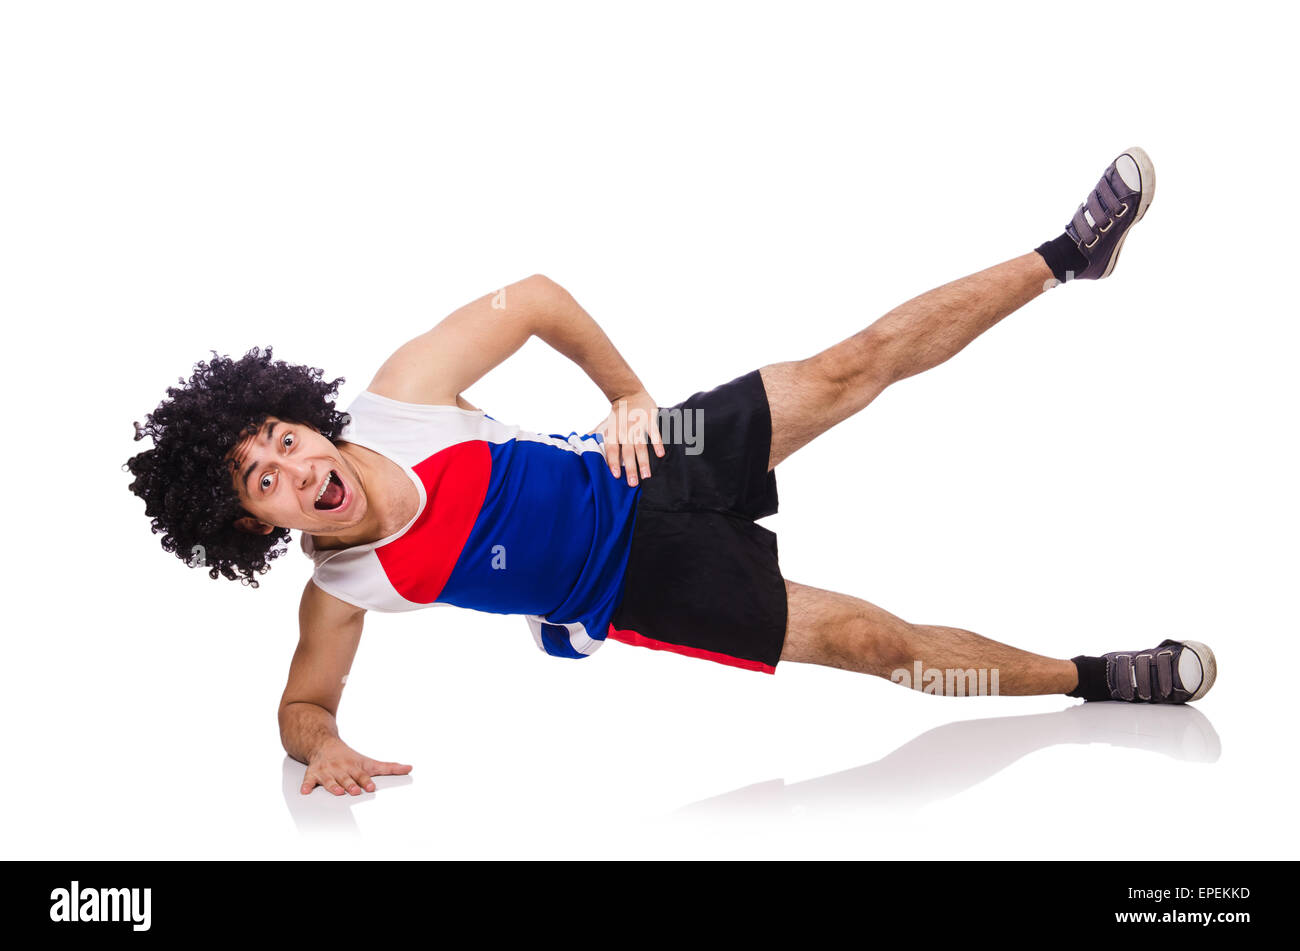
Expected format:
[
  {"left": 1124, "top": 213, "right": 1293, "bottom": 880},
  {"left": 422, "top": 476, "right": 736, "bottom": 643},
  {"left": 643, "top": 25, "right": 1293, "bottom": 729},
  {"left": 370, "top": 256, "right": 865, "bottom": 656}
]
[{"left": 760, "top": 359, "right": 886, "bottom": 471}]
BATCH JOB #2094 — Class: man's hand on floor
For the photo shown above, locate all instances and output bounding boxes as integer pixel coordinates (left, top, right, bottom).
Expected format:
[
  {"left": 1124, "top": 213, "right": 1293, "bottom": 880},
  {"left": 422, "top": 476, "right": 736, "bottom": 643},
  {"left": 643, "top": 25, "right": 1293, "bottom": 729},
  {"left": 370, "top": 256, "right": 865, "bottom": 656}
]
[
  {"left": 588, "top": 389, "right": 665, "bottom": 487},
  {"left": 300, "top": 737, "right": 412, "bottom": 796}
]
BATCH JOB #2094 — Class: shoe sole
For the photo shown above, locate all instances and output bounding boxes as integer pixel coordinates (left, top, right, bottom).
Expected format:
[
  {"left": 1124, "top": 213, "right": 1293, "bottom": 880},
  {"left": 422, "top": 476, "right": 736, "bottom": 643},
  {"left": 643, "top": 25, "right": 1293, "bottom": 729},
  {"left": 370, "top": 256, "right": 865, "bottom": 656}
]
[
  {"left": 1180, "top": 639, "right": 1217, "bottom": 702},
  {"left": 1099, "top": 145, "right": 1157, "bottom": 279}
]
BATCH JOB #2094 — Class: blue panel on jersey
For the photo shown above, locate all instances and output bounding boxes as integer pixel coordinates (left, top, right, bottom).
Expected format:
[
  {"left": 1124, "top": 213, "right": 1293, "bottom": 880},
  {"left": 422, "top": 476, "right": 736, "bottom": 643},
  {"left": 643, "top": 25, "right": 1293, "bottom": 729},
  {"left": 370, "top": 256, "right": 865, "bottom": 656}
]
[{"left": 437, "top": 437, "right": 641, "bottom": 645}]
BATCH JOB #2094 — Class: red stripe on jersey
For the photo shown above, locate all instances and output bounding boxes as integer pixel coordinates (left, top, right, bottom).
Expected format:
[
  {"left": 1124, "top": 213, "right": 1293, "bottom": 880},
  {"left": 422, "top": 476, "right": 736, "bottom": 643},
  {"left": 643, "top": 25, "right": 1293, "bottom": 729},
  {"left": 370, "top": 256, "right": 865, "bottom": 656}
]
[
  {"left": 376, "top": 440, "right": 491, "bottom": 604},
  {"left": 606, "top": 625, "right": 776, "bottom": 674}
]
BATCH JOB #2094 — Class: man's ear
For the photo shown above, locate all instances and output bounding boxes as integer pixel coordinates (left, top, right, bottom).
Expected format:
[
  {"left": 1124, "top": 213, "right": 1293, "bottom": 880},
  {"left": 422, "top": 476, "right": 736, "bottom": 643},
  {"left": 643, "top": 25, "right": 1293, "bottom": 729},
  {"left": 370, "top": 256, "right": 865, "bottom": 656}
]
[{"left": 233, "top": 516, "right": 276, "bottom": 536}]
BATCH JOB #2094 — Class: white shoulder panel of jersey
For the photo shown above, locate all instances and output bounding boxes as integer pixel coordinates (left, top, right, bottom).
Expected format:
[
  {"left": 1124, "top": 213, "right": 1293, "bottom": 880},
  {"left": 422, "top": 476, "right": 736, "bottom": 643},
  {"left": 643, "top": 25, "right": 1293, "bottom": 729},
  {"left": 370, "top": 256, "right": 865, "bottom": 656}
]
[{"left": 310, "top": 547, "right": 438, "bottom": 613}]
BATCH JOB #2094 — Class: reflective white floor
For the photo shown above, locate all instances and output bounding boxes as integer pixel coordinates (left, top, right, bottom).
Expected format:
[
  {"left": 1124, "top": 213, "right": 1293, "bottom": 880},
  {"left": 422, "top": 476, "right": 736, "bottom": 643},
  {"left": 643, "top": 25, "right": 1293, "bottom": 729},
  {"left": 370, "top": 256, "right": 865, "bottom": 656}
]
[
  {"left": 7, "top": 601, "right": 1291, "bottom": 859},
  {"left": 276, "top": 699, "right": 1241, "bottom": 857},
  {"left": 4, "top": 0, "right": 1297, "bottom": 861}
]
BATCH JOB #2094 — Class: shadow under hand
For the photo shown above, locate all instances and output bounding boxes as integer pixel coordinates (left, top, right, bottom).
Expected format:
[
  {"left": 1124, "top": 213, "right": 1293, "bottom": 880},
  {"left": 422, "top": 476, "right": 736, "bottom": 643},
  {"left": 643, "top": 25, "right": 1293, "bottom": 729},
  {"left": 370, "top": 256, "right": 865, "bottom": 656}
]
[
  {"left": 677, "top": 701, "right": 1220, "bottom": 818},
  {"left": 281, "top": 756, "right": 415, "bottom": 835}
]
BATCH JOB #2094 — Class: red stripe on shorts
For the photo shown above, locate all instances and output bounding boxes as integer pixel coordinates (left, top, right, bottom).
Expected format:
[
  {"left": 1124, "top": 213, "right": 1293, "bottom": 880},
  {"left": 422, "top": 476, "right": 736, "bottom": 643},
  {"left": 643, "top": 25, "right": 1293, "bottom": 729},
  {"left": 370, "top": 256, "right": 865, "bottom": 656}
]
[{"left": 607, "top": 625, "right": 775, "bottom": 674}]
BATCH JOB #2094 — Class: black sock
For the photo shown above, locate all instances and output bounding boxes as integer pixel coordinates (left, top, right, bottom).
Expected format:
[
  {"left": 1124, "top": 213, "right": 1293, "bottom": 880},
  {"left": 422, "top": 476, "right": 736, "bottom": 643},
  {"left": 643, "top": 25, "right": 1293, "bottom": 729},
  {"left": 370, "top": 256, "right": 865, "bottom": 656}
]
[
  {"left": 1035, "top": 233, "right": 1088, "bottom": 284},
  {"left": 1066, "top": 655, "right": 1111, "bottom": 701}
]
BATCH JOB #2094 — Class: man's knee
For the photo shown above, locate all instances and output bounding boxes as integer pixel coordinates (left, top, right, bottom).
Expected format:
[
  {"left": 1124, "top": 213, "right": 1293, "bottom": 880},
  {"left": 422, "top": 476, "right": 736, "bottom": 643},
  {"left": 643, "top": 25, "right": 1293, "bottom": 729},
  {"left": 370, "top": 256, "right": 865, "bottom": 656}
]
[
  {"left": 845, "top": 614, "right": 916, "bottom": 677},
  {"left": 807, "top": 334, "right": 895, "bottom": 415},
  {"left": 781, "top": 579, "right": 916, "bottom": 675}
]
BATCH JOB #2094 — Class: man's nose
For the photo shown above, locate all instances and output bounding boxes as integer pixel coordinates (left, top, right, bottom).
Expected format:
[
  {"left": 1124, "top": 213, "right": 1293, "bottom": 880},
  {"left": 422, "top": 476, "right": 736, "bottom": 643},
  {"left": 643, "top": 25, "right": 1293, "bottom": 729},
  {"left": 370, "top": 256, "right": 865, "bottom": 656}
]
[{"left": 285, "top": 460, "right": 315, "bottom": 491}]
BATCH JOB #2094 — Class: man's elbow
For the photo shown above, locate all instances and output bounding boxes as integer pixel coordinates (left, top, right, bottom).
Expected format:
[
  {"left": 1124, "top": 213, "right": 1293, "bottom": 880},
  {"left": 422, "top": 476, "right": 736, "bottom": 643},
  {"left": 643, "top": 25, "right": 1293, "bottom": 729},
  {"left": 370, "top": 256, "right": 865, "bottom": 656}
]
[
  {"left": 522, "top": 272, "right": 562, "bottom": 293},
  {"left": 512, "top": 273, "right": 573, "bottom": 330},
  {"left": 520, "top": 273, "right": 572, "bottom": 306}
]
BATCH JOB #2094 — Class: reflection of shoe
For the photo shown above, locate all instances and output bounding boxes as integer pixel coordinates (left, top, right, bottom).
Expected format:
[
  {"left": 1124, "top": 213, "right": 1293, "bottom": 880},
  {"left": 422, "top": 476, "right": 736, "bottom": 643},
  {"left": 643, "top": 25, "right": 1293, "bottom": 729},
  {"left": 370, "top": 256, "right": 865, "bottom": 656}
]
[
  {"left": 1098, "top": 639, "right": 1217, "bottom": 703},
  {"left": 1065, "top": 146, "right": 1156, "bottom": 279},
  {"left": 1060, "top": 702, "right": 1222, "bottom": 763}
]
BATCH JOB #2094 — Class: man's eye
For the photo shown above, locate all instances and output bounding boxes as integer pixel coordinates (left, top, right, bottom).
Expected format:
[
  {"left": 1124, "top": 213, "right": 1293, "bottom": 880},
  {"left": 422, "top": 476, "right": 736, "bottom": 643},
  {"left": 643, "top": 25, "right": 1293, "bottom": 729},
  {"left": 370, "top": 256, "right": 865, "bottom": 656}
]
[
  {"left": 283, "top": 432, "right": 295, "bottom": 448},
  {"left": 260, "top": 474, "right": 274, "bottom": 491}
]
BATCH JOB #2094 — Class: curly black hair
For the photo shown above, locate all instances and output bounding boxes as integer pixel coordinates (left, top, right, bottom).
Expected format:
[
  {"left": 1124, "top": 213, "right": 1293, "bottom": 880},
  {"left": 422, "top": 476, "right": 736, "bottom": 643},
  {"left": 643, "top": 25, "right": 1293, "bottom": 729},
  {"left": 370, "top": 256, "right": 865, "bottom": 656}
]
[{"left": 125, "top": 347, "right": 349, "bottom": 588}]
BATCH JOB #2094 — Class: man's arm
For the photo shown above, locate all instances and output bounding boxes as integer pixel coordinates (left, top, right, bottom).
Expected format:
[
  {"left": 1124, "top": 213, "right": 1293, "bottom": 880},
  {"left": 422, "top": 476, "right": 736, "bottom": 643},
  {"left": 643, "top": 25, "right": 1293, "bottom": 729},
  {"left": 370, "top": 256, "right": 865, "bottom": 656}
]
[
  {"left": 280, "top": 580, "right": 411, "bottom": 796},
  {"left": 367, "top": 274, "right": 665, "bottom": 483},
  {"left": 369, "top": 273, "right": 642, "bottom": 406}
]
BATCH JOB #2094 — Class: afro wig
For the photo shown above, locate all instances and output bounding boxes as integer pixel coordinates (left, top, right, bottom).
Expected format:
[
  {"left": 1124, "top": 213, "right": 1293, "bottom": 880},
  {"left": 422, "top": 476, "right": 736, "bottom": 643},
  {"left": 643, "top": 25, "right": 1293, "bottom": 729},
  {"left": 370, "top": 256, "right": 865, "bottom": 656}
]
[{"left": 125, "top": 347, "right": 349, "bottom": 587}]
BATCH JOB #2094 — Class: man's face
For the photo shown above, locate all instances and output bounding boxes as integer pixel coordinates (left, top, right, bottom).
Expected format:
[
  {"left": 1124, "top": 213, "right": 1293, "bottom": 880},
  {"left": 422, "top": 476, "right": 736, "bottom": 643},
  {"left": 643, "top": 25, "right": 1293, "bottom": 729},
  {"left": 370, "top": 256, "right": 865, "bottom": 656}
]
[{"left": 226, "top": 416, "right": 367, "bottom": 535}]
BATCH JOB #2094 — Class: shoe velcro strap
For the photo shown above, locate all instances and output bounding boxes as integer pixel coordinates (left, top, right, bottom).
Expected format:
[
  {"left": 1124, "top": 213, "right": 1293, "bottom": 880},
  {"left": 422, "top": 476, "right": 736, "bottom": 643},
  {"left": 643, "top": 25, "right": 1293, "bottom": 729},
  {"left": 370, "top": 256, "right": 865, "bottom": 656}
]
[
  {"left": 1110, "top": 653, "right": 1135, "bottom": 700},
  {"left": 1085, "top": 192, "right": 1110, "bottom": 231},
  {"left": 1135, "top": 649, "right": 1178, "bottom": 700},
  {"left": 1156, "top": 649, "right": 1176, "bottom": 698},
  {"left": 1096, "top": 176, "right": 1122, "bottom": 217},
  {"left": 1071, "top": 207, "right": 1096, "bottom": 246}
]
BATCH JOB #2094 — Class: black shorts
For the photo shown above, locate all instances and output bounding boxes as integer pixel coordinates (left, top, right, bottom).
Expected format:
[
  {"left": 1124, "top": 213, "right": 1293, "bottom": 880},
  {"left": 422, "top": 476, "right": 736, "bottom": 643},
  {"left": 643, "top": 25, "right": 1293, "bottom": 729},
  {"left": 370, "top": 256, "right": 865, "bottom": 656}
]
[{"left": 608, "top": 368, "right": 788, "bottom": 673}]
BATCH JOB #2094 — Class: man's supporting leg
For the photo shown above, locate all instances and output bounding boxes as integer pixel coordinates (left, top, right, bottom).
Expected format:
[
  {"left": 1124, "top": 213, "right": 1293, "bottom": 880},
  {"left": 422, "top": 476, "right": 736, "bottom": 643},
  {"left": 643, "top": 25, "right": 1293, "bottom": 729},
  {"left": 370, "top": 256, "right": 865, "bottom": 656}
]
[
  {"left": 761, "top": 251, "right": 1054, "bottom": 470},
  {"left": 779, "top": 578, "right": 1078, "bottom": 696}
]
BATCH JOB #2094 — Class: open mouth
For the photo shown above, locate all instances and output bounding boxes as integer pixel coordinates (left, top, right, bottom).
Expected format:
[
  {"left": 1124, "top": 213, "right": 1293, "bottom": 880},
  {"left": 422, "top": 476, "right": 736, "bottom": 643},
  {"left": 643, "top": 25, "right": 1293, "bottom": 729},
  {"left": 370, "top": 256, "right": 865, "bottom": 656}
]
[{"left": 314, "top": 470, "right": 346, "bottom": 511}]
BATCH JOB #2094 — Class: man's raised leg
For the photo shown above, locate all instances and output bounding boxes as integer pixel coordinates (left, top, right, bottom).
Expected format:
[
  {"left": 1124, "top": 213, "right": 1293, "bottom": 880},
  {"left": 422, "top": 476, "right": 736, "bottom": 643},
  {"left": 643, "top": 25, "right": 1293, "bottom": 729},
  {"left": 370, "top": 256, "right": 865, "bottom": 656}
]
[
  {"left": 760, "top": 147, "right": 1158, "bottom": 471},
  {"left": 761, "top": 252, "right": 1053, "bottom": 471}
]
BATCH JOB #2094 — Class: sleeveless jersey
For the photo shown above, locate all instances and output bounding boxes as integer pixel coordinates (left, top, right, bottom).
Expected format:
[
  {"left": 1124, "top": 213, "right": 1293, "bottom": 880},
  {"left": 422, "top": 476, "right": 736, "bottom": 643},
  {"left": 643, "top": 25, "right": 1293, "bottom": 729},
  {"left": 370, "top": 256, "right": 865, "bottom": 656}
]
[{"left": 299, "top": 389, "right": 640, "bottom": 659}]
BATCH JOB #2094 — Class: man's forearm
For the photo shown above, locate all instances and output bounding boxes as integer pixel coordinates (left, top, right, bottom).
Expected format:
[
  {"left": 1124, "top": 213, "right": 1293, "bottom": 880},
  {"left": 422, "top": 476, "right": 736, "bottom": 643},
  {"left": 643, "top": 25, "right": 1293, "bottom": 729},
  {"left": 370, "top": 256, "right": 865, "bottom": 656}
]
[
  {"left": 279, "top": 701, "right": 340, "bottom": 765},
  {"left": 532, "top": 278, "right": 647, "bottom": 403}
]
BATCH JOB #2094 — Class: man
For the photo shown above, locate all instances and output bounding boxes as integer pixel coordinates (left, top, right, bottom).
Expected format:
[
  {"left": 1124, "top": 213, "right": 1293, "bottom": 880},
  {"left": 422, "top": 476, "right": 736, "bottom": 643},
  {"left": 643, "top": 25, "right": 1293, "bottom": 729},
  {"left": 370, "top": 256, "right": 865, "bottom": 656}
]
[{"left": 127, "top": 146, "right": 1216, "bottom": 799}]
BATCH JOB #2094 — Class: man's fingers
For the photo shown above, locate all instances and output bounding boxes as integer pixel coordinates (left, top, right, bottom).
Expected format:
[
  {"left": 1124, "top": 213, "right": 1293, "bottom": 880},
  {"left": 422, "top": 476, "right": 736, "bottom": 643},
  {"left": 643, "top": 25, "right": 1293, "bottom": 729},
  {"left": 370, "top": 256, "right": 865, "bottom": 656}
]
[
  {"left": 301, "top": 770, "right": 329, "bottom": 795},
  {"left": 649, "top": 418, "right": 665, "bottom": 457},
  {"left": 634, "top": 439, "right": 651, "bottom": 480},
  {"left": 304, "top": 761, "right": 404, "bottom": 796},
  {"left": 621, "top": 440, "right": 638, "bottom": 486},
  {"left": 605, "top": 438, "right": 621, "bottom": 476}
]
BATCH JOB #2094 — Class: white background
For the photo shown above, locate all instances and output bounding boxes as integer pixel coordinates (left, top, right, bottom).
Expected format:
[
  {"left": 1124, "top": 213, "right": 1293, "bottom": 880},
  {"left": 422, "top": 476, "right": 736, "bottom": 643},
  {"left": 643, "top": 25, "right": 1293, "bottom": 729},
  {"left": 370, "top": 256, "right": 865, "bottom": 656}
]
[{"left": 2, "top": 1, "right": 1296, "bottom": 859}]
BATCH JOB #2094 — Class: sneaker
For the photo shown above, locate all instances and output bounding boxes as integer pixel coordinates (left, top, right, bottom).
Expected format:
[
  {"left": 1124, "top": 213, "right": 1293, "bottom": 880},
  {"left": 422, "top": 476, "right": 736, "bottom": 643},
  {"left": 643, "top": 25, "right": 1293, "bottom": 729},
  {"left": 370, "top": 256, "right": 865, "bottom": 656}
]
[
  {"left": 1066, "top": 146, "right": 1156, "bottom": 279},
  {"left": 1099, "top": 639, "right": 1216, "bottom": 703}
]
